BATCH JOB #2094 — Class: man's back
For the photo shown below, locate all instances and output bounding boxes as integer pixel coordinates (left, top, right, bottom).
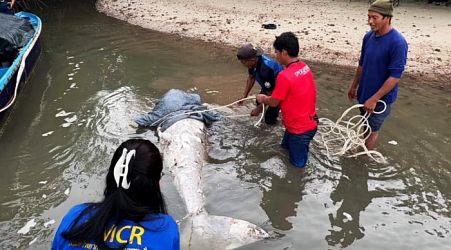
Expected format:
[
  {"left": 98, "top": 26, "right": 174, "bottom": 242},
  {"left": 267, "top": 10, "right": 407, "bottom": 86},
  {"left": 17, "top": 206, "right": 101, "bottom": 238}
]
[
  {"left": 249, "top": 54, "right": 283, "bottom": 92},
  {"left": 272, "top": 61, "right": 317, "bottom": 134}
]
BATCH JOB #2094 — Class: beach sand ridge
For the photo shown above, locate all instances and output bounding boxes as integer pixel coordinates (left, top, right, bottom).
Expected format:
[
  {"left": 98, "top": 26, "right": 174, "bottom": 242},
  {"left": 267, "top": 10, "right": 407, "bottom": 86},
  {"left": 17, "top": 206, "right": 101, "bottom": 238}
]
[{"left": 96, "top": 0, "right": 451, "bottom": 86}]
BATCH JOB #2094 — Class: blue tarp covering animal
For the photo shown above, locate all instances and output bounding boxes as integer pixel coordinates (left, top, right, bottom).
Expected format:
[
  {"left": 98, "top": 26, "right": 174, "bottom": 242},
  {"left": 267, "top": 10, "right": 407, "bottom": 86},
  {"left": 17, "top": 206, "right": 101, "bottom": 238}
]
[{"left": 135, "top": 89, "right": 222, "bottom": 131}]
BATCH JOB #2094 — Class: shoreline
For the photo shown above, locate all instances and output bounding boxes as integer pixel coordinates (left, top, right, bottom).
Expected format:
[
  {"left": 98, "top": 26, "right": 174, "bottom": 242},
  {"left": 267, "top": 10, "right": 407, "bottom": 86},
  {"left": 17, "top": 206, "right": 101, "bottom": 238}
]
[{"left": 96, "top": 0, "right": 451, "bottom": 89}]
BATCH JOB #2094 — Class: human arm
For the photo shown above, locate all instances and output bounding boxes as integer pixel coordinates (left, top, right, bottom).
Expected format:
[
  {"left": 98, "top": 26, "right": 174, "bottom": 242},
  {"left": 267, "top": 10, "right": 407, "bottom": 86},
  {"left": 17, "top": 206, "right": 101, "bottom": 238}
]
[
  {"left": 257, "top": 71, "right": 287, "bottom": 107},
  {"left": 363, "top": 76, "right": 400, "bottom": 112},
  {"left": 238, "top": 75, "right": 255, "bottom": 105},
  {"left": 256, "top": 94, "right": 280, "bottom": 107},
  {"left": 348, "top": 66, "right": 362, "bottom": 101},
  {"left": 52, "top": 204, "right": 88, "bottom": 250},
  {"left": 169, "top": 216, "right": 180, "bottom": 250},
  {"left": 8, "top": 0, "right": 15, "bottom": 9}
]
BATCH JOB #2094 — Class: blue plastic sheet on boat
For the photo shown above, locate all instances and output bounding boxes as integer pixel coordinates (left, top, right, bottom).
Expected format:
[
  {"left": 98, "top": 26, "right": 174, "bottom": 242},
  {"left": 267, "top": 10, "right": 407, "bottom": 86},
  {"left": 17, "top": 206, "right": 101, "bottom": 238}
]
[{"left": 135, "top": 89, "right": 222, "bottom": 131}]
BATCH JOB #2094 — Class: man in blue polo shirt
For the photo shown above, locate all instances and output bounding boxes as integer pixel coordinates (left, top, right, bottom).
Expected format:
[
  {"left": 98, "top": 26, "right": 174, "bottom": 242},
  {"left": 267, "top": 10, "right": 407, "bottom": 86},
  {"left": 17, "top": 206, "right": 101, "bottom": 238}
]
[
  {"left": 237, "top": 43, "right": 283, "bottom": 125},
  {"left": 348, "top": 0, "right": 408, "bottom": 150}
]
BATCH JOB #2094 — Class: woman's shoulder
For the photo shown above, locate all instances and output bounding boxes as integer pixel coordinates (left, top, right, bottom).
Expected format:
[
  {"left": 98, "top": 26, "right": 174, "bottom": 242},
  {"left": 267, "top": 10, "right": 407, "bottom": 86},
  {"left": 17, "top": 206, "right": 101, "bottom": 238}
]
[
  {"left": 142, "top": 213, "right": 177, "bottom": 224},
  {"left": 63, "top": 203, "right": 92, "bottom": 219},
  {"left": 68, "top": 203, "right": 90, "bottom": 213},
  {"left": 59, "top": 203, "right": 94, "bottom": 227}
]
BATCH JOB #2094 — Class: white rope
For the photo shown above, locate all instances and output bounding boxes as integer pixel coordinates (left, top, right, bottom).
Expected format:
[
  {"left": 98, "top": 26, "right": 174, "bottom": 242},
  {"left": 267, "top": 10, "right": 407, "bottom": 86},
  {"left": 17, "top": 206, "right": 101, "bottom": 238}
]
[
  {"left": 318, "top": 100, "right": 387, "bottom": 164},
  {"left": 151, "top": 95, "right": 266, "bottom": 128},
  {"left": 0, "top": 14, "right": 42, "bottom": 113}
]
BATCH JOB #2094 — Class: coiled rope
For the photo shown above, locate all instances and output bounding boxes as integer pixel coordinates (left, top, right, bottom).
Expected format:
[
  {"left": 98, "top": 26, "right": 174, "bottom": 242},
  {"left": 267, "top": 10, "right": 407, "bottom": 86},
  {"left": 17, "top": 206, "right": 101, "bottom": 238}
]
[
  {"left": 151, "top": 95, "right": 266, "bottom": 129},
  {"left": 318, "top": 100, "right": 387, "bottom": 164}
]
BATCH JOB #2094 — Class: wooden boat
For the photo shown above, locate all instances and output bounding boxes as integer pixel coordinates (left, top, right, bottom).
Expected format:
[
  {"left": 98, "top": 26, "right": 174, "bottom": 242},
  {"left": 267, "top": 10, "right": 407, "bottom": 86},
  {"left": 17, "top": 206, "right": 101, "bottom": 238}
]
[{"left": 0, "top": 11, "right": 42, "bottom": 121}]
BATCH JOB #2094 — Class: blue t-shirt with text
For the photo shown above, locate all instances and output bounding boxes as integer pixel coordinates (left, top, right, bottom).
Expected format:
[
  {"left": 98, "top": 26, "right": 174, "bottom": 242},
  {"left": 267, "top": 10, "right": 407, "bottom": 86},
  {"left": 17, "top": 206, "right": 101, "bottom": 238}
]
[
  {"left": 358, "top": 29, "right": 408, "bottom": 104},
  {"left": 52, "top": 204, "right": 180, "bottom": 250}
]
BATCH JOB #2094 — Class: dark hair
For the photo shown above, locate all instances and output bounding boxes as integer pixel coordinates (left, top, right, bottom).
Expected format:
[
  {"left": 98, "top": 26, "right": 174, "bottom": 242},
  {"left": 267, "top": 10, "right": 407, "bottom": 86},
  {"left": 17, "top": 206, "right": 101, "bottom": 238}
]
[
  {"left": 273, "top": 32, "right": 299, "bottom": 57},
  {"left": 62, "top": 139, "right": 166, "bottom": 249}
]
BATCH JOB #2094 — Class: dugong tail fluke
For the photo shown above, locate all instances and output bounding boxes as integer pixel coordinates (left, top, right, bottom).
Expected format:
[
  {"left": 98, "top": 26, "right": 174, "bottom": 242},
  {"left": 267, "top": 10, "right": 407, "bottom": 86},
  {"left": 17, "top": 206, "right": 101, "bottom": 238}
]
[{"left": 159, "top": 119, "right": 268, "bottom": 249}]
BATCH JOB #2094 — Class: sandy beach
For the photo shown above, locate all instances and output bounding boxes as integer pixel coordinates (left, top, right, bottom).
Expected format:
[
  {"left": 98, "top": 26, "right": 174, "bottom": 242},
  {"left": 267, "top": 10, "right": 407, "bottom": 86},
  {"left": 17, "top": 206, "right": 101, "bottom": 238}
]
[{"left": 96, "top": 0, "right": 451, "bottom": 86}]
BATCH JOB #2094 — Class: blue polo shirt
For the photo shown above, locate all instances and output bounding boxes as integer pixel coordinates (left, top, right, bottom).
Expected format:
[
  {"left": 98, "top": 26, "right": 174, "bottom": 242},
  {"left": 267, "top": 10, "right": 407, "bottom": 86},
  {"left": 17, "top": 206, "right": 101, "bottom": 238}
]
[
  {"left": 358, "top": 29, "right": 408, "bottom": 104},
  {"left": 248, "top": 55, "right": 283, "bottom": 93},
  {"left": 52, "top": 204, "right": 180, "bottom": 250}
]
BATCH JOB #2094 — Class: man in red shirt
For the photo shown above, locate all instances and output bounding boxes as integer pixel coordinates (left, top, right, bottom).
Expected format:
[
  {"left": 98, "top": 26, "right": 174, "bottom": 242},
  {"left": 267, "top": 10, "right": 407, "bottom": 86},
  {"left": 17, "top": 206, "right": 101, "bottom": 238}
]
[{"left": 257, "top": 32, "right": 318, "bottom": 173}]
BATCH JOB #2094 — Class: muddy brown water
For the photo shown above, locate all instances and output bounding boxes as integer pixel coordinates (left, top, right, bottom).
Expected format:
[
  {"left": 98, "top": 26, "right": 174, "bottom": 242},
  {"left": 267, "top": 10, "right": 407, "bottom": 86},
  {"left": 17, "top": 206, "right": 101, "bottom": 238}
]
[{"left": 0, "top": 1, "right": 449, "bottom": 249}]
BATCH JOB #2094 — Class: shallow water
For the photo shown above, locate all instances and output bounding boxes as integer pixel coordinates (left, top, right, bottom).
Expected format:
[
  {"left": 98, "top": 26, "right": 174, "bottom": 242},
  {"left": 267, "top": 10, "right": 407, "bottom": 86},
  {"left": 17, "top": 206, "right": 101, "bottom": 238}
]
[{"left": 0, "top": 0, "right": 449, "bottom": 249}]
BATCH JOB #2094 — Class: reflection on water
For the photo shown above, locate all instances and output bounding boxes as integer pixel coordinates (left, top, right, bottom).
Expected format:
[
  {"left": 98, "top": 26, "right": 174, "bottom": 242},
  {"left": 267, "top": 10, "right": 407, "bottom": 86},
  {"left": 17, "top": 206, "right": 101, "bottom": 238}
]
[
  {"left": 0, "top": 0, "right": 450, "bottom": 249},
  {"left": 260, "top": 167, "right": 306, "bottom": 231},
  {"left": 326, "top": 161, "right": 372, "bottom": 247}
]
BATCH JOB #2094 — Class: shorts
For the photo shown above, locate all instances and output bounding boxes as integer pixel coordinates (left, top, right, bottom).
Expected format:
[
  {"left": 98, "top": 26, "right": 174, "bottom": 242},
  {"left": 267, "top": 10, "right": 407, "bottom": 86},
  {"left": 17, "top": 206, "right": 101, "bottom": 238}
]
[
  {"left": 359, "top": 101, "right": 392, "bottom": 132},
  {"left": 281, "top": 128, "right": 317, "bottom": 168}
]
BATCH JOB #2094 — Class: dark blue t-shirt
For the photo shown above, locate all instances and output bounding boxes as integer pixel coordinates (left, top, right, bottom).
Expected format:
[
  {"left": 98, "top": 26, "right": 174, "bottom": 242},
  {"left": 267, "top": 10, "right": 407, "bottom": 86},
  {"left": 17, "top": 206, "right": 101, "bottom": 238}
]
[
  {"left": 52, "top": 204, "right": 180, "bottom": 250},
  {"left": 248, "top": 54, "right": 283, "bottom": 93},
  {"left": 358, "top": 29, "right": 408, "bottom": 104}
]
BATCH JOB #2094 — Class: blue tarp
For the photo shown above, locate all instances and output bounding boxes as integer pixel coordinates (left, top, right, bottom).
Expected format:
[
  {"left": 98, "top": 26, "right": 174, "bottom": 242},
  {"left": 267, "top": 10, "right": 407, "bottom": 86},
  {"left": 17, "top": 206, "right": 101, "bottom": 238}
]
[{"left": 135, "top": 89, "right": 222, "bottom": 131}]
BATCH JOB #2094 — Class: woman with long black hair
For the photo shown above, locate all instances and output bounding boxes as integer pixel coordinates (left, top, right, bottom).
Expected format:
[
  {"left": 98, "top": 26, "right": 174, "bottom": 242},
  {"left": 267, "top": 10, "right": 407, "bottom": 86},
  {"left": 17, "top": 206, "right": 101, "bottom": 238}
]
[{"left": 52, "top": 139, "right": 179, "bottom": 250}]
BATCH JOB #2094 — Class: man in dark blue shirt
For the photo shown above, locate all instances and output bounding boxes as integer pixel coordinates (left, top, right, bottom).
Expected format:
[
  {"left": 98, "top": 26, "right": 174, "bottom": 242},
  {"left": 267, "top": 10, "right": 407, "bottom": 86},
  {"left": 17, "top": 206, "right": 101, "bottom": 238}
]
[
  {"left": 237, "top": 43, "right": 283, "bottom": 125},
  {"left": 348, "top": 0, "right": 408, "bottom": 150}
]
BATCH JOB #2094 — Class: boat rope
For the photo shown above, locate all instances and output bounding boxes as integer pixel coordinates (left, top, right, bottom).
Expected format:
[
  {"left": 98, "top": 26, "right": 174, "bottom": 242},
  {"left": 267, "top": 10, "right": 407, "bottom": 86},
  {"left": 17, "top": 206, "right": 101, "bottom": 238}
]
[
  {"left": 151, "top": 96, "right": 266, "bottom": 129},
  {"left": 318, "top": 100, "right": 387, "bottom": 164},
  {"left": 0, "top": 16, "right": 42, "bottom": 113}
]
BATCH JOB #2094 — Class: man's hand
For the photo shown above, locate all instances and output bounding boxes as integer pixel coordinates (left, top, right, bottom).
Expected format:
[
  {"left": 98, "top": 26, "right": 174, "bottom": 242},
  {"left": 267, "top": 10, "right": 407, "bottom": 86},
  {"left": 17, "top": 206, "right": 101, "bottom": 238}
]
[
  {"left": 256, "top": 94, "right": 267, "bottom": 104},
  {"left": 363, "top": 98, "right": 378, "bottom": 113},
  {"left": 348, "top": 87, "right": 357, "bottom": 101},
  {"left": 250, "top": 104, "right": 263, "bottom": 116},
  {"left": 8, "top": 0, "right": 15, "bottom": 9},
  {"left": 237, "top": 95, "right": 246, "bottom": 106}
]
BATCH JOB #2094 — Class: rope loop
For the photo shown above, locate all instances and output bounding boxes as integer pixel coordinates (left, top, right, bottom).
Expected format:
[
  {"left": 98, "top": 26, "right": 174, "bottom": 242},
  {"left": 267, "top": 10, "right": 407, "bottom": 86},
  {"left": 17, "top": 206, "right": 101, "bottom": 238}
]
[{"left": 318, "top": 100, "right": 387, "bottom": 164}]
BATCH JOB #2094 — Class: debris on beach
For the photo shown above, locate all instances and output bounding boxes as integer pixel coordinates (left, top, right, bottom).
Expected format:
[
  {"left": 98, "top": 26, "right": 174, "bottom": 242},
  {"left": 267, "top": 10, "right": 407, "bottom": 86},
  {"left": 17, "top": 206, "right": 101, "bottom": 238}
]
[
  {"left": 388, "top": 140, "right": 398, "bottom": 145},
  {"left": 29, "top": 237, "right": 38, "bottom": 245},
  {"left": 17, "top": 219, "right": 36, "bottom": 234},
  {"left": 44, "top": 219, "right": 56, "bottom": 227}
]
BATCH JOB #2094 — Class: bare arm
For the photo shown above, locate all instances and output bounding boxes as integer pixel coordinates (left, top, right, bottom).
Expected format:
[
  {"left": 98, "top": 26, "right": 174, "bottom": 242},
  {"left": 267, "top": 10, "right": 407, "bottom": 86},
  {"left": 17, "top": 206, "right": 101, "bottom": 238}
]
[
  {"left": 256, "top": 94, "right": 280, "bottom": 107},
  {"left": 348, "top": 66, "right": 362, "bottom": 101},
  {"left": 242, "top": 75, "right": 255, "bottom": 98},
  {"left": 364, "top": 76, "right": 400, "bottom": 112},
  {"left": 8, "top": 0, "right": 15, "bottom": 8}
]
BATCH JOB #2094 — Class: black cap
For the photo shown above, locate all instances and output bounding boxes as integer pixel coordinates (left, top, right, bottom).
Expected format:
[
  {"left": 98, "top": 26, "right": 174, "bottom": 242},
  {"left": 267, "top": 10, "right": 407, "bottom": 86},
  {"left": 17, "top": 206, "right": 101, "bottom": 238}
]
[{"left": 237, "top": 44, "right": 264, "bottom": 60}]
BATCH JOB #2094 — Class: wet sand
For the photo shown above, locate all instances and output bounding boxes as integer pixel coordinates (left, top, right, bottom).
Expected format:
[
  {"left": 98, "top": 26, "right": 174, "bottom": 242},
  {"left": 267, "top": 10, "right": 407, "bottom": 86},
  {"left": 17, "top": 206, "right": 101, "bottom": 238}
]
[{"left": 96, "top": 0, "right": 451, "bottom": 87}]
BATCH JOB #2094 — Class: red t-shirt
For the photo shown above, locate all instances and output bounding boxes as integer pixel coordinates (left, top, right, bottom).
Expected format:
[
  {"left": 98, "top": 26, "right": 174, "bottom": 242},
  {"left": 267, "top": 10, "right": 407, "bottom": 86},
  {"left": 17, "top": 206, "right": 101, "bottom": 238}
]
[{"left": 272, "top": 61, "right": 317, "bottom": 134}]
